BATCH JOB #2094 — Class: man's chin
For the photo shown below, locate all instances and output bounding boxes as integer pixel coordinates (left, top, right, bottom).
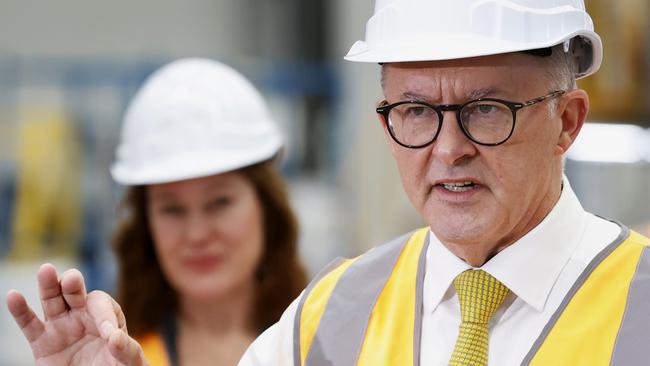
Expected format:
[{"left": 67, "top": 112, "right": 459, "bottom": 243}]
[{"left": 429, "top": 219, "right": 490, "bottom": 245}]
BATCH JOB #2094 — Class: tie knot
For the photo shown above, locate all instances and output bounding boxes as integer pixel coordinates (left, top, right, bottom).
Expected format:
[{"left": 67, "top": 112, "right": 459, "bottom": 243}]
[{"left": 453, "top": 269, "right": 509, "bottom": 324}]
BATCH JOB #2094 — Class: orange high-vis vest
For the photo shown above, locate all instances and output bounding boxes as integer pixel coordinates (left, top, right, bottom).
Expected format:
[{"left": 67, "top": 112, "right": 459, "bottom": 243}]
[{"left": 138, "top": 332, "right": 171, "bottom": 366}]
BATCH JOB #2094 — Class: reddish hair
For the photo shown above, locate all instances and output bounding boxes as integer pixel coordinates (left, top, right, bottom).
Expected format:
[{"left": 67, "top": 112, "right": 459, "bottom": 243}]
[{"left": 112, "top": 160, "right": 307, "bottom": 336}]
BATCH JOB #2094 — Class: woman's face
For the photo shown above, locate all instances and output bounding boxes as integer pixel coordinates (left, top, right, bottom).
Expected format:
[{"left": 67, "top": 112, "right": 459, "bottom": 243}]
[{"left": 147, "top": 172, "right": 264, "bottom": 302}]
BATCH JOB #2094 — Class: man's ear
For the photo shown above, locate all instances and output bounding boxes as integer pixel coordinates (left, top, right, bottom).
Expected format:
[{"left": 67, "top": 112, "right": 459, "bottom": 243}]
[{"left": 555, "top": 89, "right": 589, "bottom": 156}]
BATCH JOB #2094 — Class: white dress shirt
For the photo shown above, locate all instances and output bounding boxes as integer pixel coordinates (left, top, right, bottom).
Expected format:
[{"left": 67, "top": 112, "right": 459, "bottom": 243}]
[{"left": 239, "top": 178, "right": 621, "bottom": 365}]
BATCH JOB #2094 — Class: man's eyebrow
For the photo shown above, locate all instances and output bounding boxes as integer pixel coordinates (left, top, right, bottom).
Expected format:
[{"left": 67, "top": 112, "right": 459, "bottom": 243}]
[
  {"left": 467, "top": 87, "right": 501, "bottom": 100},
  {"left": 399, "top": 88, "right": 504, "bottom": 103},
  {"left": 401, "top": 92, "right": 433, "bottom": 102}
]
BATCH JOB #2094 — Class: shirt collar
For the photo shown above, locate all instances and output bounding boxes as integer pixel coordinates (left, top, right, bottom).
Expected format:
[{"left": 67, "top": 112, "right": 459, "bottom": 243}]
[{"left": 423, "top": 176, "right": 588, "bottom": 314}]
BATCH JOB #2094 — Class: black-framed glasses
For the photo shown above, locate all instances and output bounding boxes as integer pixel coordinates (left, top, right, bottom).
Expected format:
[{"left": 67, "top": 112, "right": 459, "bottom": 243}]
[{"left": 376, "top": 90, "right": 565, "bottom": 148}]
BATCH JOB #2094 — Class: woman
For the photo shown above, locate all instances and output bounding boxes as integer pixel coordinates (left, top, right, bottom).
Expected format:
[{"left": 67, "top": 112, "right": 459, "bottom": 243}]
[
  {"left": 7, "top": 58, "right": 307, "bottom": 366},
  {"left": 113, "top": 58, "right": 307, "bottom": 366}
]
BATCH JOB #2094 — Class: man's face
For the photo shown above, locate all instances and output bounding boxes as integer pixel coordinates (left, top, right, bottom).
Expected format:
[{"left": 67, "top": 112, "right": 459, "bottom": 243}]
[{"left": 381, "top": 53, "right": 580, "bottom": 261}]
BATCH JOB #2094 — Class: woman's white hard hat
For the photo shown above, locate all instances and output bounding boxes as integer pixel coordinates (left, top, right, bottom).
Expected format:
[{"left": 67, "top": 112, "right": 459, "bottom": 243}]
[
  {"left": 345, "top": 0, "right": 603, "bottom": 79},
  {"left": 111, "top": 58, "right": 283, "bottom": 185}
]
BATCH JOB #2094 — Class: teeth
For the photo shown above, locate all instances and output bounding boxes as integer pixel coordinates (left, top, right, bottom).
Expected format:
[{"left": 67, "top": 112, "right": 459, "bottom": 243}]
[
  {"left": 441, "top": 182, "right": 476, "bottom": 192},
  {"left": 444, "top": 181, "right": 473, "bottom": 187}
]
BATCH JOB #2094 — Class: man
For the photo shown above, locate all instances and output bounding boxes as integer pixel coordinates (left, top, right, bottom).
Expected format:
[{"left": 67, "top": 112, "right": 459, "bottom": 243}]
[
  {"left": 239, "top": 1, "right": 650, "bottom": 365},
  {"left": 6, "top": 0, "right": 650, "bottom": 365}
]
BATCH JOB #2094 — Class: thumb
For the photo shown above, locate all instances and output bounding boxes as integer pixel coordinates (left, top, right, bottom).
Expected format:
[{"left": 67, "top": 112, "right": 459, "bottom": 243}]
[
  {"left": 86, "top": 290, "right": 148, "bottom": 365},
  {"left": 87, "top": 290, "right": 125, "bottom": 337},
  {"left": 107, "top": 328, "right": 149, "bottom": 366}
]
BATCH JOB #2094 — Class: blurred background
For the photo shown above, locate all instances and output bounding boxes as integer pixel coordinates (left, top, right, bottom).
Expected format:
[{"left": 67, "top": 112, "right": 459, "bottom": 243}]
[{"left": 0, "top": 0, "right": 648, "bottom": 363}]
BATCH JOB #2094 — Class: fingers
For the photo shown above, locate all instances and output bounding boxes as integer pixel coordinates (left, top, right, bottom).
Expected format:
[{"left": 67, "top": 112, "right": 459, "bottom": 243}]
[
  {"left": 86, "top": 290, "right": 147, "bottom": 365},
  {"left": 87, "top": 290, "right": 125, "bottom": 338},
  {"left": 107, "top": 330, "right": 149, "bottom": 366},
  {"left": 37, "top": 263, "right": 68, "bottom": 320},
  {"left": 115, "top": 297, "right": 128, "bottom": 333},
  {"left": 6, "top": 289, "right": 46, "bottom": 343},
  {"left": 8, "top": 264, "right": 86, "bottom": 343},
  {"left": 60, "top": 268, "right": 87, "bottom": 310}
]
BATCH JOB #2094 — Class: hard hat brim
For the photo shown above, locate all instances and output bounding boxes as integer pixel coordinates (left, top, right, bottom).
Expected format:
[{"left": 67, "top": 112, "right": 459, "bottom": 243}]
[
  {"left": 345, "top": 31, "right": 602, "bottom": 79},
  {"left": 110, "top": 137, "right": 283, "bottom": 186}
]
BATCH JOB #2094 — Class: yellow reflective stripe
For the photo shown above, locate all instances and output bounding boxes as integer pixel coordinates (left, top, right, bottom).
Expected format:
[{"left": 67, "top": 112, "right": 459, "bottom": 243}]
[
  {"left": 357, "top": 227, "right": 429, "bottom": 366},
  {"left": 627, "top": 230, "right": 650, "bottom": 249},
  {"left": 137, "top": 332, "right": 171, "bottom": 366},
  {"left": 530, "top": 235, "right": 646, "bottom": 366},
  {"left": 299, "top": 257, "right": 357, "bottom": 365}
]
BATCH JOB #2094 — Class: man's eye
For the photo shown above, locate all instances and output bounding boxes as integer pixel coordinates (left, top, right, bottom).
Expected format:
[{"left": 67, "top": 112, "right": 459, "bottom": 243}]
[
  {"left": 407, "top": 106, "right": 433, "bottom": 117},
  {"left": 477, "top": 104, "right": 497, "bottom": 114}
]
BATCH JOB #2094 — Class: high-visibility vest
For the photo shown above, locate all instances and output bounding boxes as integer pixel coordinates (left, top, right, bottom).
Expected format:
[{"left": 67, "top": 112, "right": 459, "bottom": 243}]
[
  {"left": 138, "top": 332, "right": 171, "bottom": 366},
  {"left": 294, "top": 226, "right": 650, "bottom": 365}
]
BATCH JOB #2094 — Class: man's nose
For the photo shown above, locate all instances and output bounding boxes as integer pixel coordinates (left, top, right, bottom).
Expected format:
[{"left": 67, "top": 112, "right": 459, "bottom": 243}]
[{"left": 431, "top": 111, "right": 478, "bottom": 166}]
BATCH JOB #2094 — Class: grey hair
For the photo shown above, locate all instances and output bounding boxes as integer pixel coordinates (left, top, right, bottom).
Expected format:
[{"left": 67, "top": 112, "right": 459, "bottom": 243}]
[
  {"left": 541, "top": 43, "right": 578, "bottom": 115},
  {"left": 545, "top": 43, "right": 578, "bottom": 91}
]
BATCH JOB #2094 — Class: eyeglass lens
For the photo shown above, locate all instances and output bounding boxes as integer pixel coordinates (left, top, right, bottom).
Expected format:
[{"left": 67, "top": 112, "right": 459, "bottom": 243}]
[{"left": 387, "top": 100, "right": 514, "bottom": 146}]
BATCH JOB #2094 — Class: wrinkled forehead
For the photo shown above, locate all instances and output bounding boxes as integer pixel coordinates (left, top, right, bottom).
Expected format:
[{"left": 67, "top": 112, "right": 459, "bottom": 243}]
[{"left": 380, "top": 52, "right": 551, "bottom": 100}]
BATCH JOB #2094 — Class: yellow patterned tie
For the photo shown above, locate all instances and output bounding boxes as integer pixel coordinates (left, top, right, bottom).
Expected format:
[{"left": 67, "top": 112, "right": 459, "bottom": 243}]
[{"left": 448, "top": 270, "right": 509, "bottom": 366}]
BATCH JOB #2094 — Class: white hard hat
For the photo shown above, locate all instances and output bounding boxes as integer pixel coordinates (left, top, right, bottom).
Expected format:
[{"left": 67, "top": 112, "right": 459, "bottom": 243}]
[
  {"left": 111, "top": 58, "right": 283, "bottom": 185},
  {"left": 345, "top": 0, "right": 603, "bottom": 79}
]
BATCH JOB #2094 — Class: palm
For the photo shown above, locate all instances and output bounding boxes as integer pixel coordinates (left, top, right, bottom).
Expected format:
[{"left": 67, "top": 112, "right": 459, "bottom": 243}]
[
  {"left": 6, "top": 264, "right": 147, "bottom": 366},
  {"left": 30, "top": 309, "right": 110, "bottom": 364}
]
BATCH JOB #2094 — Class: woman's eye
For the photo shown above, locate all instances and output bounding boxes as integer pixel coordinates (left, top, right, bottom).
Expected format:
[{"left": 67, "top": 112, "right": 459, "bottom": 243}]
[
  {"left": 207, "top": 197, "right": 231, "bottom": 210},
  {"left": 160, "top": 205, "right": 184, "bottom": 216}
]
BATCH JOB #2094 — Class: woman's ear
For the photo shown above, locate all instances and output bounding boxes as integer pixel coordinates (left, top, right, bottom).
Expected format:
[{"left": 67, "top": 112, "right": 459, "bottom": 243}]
[{"left": 555, "top": 89, "right": 589, "bottom": 156}]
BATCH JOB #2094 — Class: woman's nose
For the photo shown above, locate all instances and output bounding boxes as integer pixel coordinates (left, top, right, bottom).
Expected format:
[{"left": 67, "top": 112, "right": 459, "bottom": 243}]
[{"left": 186, "top": 212, "right": 212, "bottom": 244}]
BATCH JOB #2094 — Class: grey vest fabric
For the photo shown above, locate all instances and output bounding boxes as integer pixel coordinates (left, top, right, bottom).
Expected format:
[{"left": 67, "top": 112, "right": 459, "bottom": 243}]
[{"left": 609, "top": 245, "right": 650, "bottom": 365}]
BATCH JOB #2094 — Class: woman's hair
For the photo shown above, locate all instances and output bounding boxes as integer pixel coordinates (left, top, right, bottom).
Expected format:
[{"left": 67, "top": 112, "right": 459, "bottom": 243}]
[{"left": 112, "top": 160, "right": 308, "bottom": 337}]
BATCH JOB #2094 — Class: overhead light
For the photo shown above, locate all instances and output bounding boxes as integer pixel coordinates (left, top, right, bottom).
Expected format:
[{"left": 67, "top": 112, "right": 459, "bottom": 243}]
[{"left": 567, "top": 122, "right": 649, "bottom": 163}]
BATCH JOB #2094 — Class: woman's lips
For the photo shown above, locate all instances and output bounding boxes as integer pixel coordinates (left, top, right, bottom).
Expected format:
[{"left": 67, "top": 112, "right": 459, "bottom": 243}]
[{"left": 183, "top": 255, "right": 222, "bottom": 272}]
